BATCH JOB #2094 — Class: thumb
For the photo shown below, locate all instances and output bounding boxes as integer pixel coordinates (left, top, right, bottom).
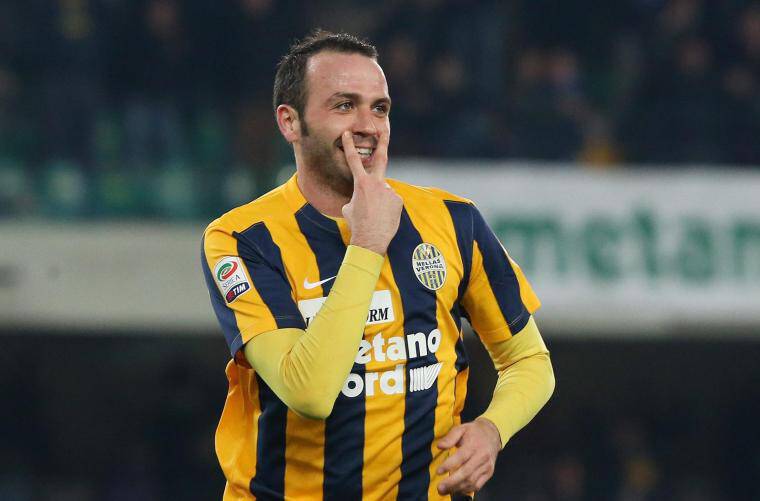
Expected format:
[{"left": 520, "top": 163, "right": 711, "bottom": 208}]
[
  {"left": 341, "top": 202, "right": 351, "bottom": 219},
  {"left": 438, "top": 425, "right": 466, "bottom": 450}
]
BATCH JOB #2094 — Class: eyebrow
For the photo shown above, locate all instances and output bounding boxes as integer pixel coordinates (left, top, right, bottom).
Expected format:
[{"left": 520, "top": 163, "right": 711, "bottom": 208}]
[{"left": 326, "top": 92, "right": 392, "bottom": 107}]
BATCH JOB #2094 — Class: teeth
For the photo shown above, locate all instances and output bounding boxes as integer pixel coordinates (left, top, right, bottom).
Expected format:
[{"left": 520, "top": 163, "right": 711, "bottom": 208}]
[{"left": 357, "top": 147, "right": 373, "bottom": 157}]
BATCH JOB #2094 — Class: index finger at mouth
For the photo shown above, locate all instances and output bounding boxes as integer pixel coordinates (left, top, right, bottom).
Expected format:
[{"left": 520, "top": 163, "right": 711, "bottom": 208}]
[{"left": 341, "top": 131, "right": 366, "bottom": 180}]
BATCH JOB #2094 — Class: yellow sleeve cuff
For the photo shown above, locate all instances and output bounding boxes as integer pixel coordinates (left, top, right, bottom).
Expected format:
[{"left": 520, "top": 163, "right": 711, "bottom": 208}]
[{"left": 343, "top": 244, "right": 385, "bottom": 273}]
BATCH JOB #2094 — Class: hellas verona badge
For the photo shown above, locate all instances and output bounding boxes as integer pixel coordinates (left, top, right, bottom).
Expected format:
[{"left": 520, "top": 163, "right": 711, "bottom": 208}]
[
  {"left": 214, "top": 256, "right": 251, "bottom": 303},
  {"left": 412, "top": 243, "right": 446, "bottom": 290}
]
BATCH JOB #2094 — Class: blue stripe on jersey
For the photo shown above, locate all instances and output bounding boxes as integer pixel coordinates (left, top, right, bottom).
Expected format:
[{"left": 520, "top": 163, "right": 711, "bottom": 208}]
[
  {"left": 295, "top": 204, "right": 342, "bottom": 295},
  {"left": 388, "top": 208, "right": 440, "bottom": 501},
  {"left": 471, "top": 206, "right": 530, "bottom": 333},
  {"left": 201, "top": 236, "right": 243, "bottom": 357},
  {"left": 235, "top": 222, "right": 307, "bottom": 336},
  {"left": 295, "top": 204, "right": 365, "bottom": 501},
  {"left": 445, "top": 201, "right": 474, "bottom": 373},
  {"left": 444, "top": 200, "right": 474, "bottom": 303},
  {"left": 450, "top": 304, "right": 468, "bottom": 373},
  {"left": 250, "top": 374, "right": 287, "bottom": 501}
]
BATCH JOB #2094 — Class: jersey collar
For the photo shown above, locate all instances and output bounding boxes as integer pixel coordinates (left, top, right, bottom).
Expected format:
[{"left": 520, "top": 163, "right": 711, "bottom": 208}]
[{"left": 282, "top": 173, "right": 350, "bottom": 236}]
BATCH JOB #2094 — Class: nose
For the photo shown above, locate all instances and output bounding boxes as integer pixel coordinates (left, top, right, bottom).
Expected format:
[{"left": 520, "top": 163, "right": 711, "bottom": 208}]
[{"left": 352, "top": 107, "right": 379, "bottom": 138}]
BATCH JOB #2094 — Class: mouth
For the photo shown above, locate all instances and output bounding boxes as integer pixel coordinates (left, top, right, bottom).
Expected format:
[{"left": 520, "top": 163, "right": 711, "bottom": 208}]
[{"left": 337, "top": 143, "right": 375, "bottom": 165}]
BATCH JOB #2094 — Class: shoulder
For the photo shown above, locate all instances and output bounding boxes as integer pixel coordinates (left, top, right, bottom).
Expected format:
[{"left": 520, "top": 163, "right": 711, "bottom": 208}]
[
  {"left": 204, "top": 183, "right": 291, "bottom": 239},
  {"left": 385, "top": 178, "right": 474, "bottom": 207}
]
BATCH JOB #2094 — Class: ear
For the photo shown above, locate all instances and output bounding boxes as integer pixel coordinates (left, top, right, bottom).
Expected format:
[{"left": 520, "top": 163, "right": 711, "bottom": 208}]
[{"left": 275, "top": 104, "right": 302, "bottom": 143}]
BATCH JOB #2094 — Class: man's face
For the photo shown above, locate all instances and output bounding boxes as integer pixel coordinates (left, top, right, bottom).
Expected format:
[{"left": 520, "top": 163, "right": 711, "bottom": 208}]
[{"left": 297, "top": 51, "right": 391, "bottom": 197}]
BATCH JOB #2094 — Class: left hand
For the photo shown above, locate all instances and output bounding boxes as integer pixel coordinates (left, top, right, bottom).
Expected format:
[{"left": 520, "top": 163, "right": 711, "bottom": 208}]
[{"left": 436, "top": 418, "right": 502, "bottom": 495}]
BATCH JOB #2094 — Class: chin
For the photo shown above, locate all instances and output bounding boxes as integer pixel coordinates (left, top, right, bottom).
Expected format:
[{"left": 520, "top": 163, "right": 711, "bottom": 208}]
[{"left": 315, "top": 161, "right": 353, "bottom": 197}]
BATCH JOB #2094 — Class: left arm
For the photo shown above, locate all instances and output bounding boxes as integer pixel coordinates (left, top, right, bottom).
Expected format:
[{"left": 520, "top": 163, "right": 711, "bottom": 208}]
[
  {"left": 437, "top": 317, "right": 555, "bottom": 495},
  {"left": 437, "top": 203, "right": 555, "bottom": 495},
  {"left": 478, "top": 316, "right": 555, "bottom": 447}
]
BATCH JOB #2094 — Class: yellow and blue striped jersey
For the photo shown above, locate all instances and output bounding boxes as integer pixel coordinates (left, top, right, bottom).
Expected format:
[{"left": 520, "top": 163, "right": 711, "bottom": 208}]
[{"left": 201, "top": 174, "right": 540, "bottom": 500}]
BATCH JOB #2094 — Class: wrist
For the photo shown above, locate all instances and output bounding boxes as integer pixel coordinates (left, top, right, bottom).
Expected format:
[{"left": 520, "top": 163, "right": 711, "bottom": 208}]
[
  {"left": 344, "top": 245, "right": 385, "bottom": 269},
  {"left": 475, "top": 416, "right": 503, "bottom": 449},
  {"left": 348, "top": 237, "right": 388, "bottom": 256}
]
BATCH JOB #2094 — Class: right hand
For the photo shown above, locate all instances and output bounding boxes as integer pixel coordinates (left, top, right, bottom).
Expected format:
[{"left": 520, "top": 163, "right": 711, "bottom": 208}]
[{"left": 341, "top": 130, "right": 403, "bottom": 255}]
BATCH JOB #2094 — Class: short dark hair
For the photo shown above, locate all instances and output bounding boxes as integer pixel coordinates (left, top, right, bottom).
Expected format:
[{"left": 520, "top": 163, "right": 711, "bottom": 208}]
[{"left": 273, "top": 29, "right": 378, "bottom": 121}]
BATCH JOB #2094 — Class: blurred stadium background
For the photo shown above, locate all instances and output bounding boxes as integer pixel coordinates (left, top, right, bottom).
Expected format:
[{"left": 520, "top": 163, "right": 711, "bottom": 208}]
[{"left": 1, "top": 0, "right": 760, "bottom": 500}]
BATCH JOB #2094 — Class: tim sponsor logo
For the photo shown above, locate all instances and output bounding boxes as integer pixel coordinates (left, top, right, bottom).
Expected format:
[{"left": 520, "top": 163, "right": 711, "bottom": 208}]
[{"left": 213, "top": 257, "right": 251, "bottom": 303}]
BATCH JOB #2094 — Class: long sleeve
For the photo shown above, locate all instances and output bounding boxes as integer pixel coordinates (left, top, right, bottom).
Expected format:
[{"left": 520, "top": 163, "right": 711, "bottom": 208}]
[
  {"left": 243, "top": 245, "right": 384, "bottom": 419},
  {"left": 478, "top": 317, "right": 555, "bottom": 448}
]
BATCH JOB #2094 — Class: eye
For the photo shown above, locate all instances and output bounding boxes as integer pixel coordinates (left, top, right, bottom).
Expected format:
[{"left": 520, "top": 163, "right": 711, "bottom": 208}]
[
  {"left": 373, "top": 104, "right": 390, "bottom": 115},
  {"left": 336, "top": 101, "right": 353, "bottom": 111}
]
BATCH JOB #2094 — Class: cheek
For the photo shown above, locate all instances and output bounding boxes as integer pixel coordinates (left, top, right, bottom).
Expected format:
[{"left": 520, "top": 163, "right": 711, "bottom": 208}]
[
  {"left": 377, "top": 117, "right": 390, "bottom": 135},
  {"left": 314, "top": 123, "right": 345, "bottom": 146}
]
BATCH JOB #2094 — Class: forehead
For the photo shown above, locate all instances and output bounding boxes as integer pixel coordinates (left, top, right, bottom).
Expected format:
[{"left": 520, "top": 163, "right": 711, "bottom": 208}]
[{"left": 305, "top": 51, "right": 389, "bottom": 103}]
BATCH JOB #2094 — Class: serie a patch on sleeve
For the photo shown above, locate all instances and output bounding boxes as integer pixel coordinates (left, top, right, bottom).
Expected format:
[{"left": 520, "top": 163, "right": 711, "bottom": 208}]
[{"left": 213, "top": 256, "right": 251, "bottom": 303}]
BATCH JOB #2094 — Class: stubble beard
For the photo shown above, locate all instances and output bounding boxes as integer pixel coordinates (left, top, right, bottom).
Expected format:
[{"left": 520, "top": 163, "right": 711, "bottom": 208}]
[{"left": 301, "top": 132, "right": 354, "bottom": 199}]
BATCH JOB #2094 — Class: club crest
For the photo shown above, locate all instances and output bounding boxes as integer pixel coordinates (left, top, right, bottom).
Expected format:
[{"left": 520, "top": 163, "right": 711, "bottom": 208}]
[{"left": 412, "top": 243, "right": 446, "bottom": 290}]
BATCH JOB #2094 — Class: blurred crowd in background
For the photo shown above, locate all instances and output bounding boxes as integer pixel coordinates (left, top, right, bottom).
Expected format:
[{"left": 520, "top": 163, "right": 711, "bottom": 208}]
[
  {"left": 2, "top": 2, "right": 760, "bottom": 501},
  {"left": 1, "top": 0, "right": 760, "bottom": 218}
]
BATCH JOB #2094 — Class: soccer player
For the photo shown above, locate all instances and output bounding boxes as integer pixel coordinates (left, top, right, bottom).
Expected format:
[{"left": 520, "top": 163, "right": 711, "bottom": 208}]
[{"left": 201, "top": 30, "right": 555, "bottom": 500}]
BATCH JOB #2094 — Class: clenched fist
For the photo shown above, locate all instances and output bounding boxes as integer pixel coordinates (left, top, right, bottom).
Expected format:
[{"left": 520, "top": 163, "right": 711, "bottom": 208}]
[{"left": 340, "top": 130, "right": 402, "bottom": 255}]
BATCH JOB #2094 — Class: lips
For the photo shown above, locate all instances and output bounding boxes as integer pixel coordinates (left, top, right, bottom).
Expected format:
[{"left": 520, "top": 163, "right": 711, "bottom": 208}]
[
  {"left": 337, "top": 138, "right": 376, "bottom": 164},
  {"left": 355, "top": 146, "right": 374, "bottom": 158}
]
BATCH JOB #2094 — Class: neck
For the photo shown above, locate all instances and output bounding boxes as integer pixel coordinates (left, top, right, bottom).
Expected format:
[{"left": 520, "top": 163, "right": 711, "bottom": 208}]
[{"left": 295, "top": 165, "right": 350, "bottom": 218}]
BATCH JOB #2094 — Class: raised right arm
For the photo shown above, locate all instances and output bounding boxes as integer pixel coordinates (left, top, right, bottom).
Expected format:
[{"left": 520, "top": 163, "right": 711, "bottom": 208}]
[{"left": 244, "top": 245, "right": 383, "bottom": 419}]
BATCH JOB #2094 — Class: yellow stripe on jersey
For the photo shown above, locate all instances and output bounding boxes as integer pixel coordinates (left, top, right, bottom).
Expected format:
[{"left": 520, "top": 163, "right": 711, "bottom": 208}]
[
  {"left": 216, "top": 361, "right": 259, "bottom": 500},
  {"left": 462, "top": 231, "right": 540, "bottom": 344},
  {"left": 510, "top": 254, "right": 541, "bottom": 315},
  {"left": 284, "top": 413, "right": 326, "bottom": 499},
  {"left": 201, "top": 174, "right": 542, "bottom": 500}
]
